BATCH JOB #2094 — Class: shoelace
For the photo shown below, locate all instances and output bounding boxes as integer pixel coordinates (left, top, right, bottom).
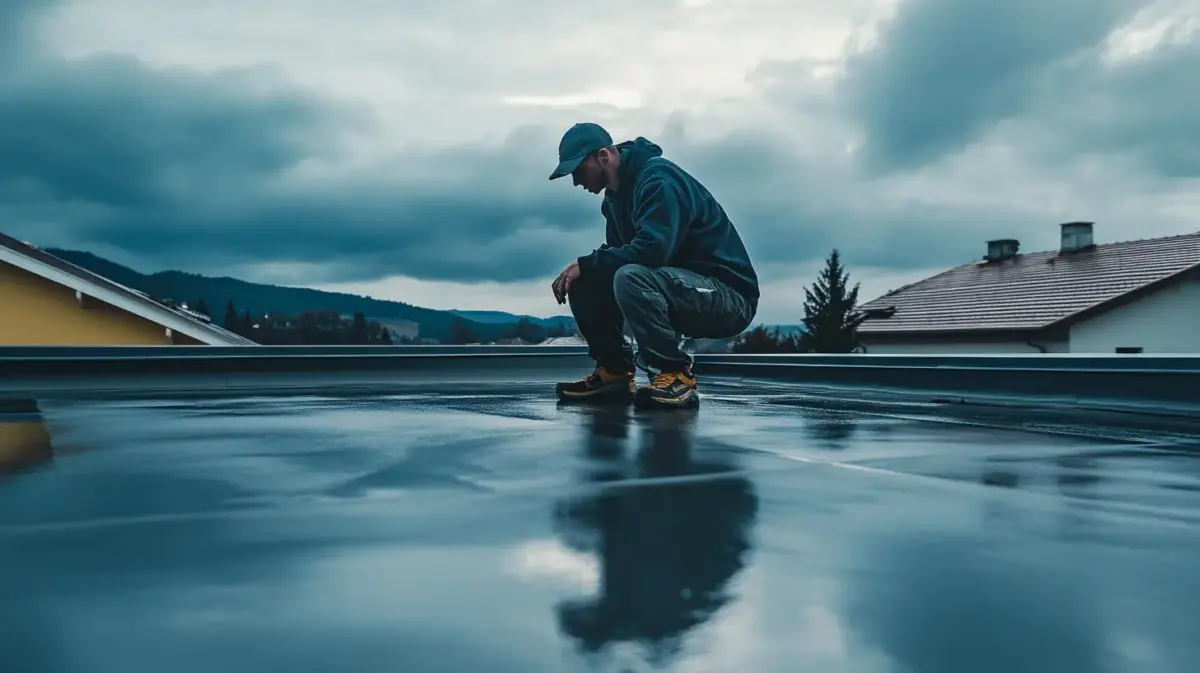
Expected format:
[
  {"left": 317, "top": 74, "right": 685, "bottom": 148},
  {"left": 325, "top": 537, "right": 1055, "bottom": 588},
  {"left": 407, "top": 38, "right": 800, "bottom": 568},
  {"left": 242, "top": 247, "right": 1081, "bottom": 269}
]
[{"left": 651, "top": 371, "right": 677, "bottom": 388}]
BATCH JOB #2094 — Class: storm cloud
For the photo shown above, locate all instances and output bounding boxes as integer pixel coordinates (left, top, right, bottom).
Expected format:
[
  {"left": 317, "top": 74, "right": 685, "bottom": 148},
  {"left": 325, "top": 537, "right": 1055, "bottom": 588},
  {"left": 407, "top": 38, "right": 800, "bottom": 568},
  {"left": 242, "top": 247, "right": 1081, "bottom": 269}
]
[
  {"left": 835, "top": 0, "right": 1146, "bottom": 172},
  {"left": 0, "top": 24, "right": 595, "bottom": 283},
  {"left": 0, "top": 0, "right": 1197, "bottom": 314}
]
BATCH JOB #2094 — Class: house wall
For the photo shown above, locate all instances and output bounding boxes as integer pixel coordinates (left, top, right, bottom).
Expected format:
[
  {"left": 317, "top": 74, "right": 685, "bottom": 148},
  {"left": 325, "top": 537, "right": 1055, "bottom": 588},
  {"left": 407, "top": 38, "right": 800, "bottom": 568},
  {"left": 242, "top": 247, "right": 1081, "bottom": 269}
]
[
  {"left": 0, "top": 261, "right": 173, "bottom": 345},
  {"left": 857, "top": 338, "right": 1069, "bottom": 355},
  {"left": 1068, "top": 277, "right": 1200, "bottom": 353}
]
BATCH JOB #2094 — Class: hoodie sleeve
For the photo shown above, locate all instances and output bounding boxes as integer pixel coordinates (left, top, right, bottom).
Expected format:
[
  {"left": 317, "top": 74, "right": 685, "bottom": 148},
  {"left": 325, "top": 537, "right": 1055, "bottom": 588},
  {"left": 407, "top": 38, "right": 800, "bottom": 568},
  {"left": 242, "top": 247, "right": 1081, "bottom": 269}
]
[
  {"left": 598, "top": 199, "right": 619, "bottom": 249},
  {"left": 577, "top": 176, "right": 689, "bottom": 275}
]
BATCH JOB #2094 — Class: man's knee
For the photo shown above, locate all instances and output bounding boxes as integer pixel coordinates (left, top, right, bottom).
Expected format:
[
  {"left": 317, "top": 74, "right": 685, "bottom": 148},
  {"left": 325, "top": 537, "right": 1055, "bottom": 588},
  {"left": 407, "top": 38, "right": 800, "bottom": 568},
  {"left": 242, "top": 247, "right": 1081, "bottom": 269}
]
[
  {"left": 612, "top": 264, "right": 654, "bottom": 304},
  {"left": 568, "top": 267, "right": 613, "bottom": 304}
]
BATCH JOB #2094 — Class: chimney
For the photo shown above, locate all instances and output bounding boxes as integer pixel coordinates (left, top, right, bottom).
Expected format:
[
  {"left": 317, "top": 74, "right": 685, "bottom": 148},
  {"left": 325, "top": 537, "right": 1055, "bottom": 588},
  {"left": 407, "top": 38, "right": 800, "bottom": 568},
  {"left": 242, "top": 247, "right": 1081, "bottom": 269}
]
[
  {"left": 1059, "top": 221, "right": 1094, "bottom": 254},
  {"left": 984, "top": 238, "right": 1020, "bottom": 262}
]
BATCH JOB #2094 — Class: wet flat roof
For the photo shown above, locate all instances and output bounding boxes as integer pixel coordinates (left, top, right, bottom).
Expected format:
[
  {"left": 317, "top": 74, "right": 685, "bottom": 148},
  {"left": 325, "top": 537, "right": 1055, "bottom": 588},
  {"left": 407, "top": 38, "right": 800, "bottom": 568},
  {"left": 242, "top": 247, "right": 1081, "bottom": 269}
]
[{"left": 2, "top": 372, "right": 1199, "bottom": 672}]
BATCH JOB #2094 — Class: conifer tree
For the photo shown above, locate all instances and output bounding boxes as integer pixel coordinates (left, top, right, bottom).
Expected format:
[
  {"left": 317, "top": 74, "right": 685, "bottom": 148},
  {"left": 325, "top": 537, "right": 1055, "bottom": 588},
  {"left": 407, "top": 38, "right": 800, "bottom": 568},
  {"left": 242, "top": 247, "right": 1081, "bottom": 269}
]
[{"left": 798, "top": 248, "right": 866, "bottom": 353}]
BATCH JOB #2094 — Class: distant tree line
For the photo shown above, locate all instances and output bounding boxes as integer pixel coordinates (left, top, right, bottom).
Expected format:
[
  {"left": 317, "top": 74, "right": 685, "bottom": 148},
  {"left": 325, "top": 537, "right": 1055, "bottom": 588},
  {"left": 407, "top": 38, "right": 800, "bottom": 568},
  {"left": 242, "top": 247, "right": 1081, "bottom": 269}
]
[
  {"left": 441, "top": 316, "right": 572, "bottom": 345},
  {"left": 187, "top": 299, "right": 573, "bottom": 346},
  {"left": 190, "top": 299, "right": 394, "bottom": 345}
]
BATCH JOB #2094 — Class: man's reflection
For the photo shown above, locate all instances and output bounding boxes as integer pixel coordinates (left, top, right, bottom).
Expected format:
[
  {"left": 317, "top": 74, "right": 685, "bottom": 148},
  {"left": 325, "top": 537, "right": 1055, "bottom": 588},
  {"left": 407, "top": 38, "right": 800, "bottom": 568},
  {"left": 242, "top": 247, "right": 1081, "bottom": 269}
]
[{"left": 552, "top": 404, "right": 759, "bottom": 662}]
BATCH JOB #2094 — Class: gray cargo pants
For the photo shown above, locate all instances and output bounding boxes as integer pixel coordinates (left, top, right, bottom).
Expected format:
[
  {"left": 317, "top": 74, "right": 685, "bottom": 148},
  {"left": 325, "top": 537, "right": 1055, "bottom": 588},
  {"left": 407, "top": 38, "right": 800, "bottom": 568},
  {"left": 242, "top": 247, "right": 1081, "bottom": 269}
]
[{"left": 568, "top": 263, "right": 756, "bottom": 374}]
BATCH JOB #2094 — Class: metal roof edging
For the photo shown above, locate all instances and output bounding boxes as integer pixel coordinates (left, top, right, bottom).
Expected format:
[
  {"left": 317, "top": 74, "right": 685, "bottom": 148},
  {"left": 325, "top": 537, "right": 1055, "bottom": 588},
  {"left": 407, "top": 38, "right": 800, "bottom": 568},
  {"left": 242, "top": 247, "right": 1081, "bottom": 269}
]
[{"left": 1, "top": 347, "right": 1200, "bottom": 413}]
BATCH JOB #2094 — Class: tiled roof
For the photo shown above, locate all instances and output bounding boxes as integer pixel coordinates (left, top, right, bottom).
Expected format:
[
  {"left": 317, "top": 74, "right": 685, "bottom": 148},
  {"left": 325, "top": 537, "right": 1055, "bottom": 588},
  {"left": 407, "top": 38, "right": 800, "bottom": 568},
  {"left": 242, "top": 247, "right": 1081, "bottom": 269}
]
[
  {"left": 857, "top": 231, "right": 1200, "bottom": 334},
  {"left": 0, "top": 232, "right": 258, "bottom": 345}
]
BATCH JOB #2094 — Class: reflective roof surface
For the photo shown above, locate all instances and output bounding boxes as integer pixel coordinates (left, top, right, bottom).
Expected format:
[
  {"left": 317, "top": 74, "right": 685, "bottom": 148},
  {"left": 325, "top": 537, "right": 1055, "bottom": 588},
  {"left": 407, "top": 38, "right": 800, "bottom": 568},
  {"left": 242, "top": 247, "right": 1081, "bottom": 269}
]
[{"left": 2, "top": 376, "right": 1199, "bottom": 672}]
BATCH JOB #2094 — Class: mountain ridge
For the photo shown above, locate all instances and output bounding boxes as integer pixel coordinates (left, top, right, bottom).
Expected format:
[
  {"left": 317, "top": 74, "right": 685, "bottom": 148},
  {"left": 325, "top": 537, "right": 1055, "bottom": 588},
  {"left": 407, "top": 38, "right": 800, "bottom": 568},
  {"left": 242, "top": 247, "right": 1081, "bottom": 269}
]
[{"left": 45, "top": 249, "right": 577, "bottom": 343}]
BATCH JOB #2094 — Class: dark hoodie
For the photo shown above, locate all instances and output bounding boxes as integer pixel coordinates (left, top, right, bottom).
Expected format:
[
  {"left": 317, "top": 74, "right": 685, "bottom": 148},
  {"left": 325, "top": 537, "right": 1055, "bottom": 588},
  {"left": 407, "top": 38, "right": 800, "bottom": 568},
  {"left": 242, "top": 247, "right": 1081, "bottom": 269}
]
[{"left": 575, "top": 137, "right": 760, "bottom": 309}]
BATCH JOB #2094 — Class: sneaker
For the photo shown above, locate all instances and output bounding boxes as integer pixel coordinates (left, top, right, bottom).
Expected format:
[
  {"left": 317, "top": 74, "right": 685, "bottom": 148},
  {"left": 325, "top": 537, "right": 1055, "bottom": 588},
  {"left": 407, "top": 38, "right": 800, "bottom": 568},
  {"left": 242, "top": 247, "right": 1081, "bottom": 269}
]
[
  {"left": 634, "top": 369, "right": 699, "bottom": 409},
  {"left": 556, "top": 364, "right": 636, "bottom": 402}
]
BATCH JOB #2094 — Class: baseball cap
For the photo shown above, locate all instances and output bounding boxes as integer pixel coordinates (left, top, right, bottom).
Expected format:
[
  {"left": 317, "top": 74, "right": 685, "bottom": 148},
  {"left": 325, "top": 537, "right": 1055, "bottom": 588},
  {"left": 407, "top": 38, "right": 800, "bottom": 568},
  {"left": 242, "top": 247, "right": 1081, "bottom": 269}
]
[{"left": 549, "top": 122, "right": 613, "bottom": 180}]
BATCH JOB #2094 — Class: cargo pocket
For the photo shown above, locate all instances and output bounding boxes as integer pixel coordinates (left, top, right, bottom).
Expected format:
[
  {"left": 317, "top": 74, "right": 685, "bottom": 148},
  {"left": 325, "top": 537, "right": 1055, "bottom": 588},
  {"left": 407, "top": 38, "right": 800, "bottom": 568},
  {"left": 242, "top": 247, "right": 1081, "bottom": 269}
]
[{"left": 665, "top": 271, "right": 744, "bottom": 339}]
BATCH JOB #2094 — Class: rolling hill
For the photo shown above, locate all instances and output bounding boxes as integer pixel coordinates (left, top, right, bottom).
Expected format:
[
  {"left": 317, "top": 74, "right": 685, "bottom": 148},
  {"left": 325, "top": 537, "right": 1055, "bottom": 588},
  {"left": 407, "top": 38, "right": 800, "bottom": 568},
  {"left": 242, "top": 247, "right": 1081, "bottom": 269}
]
[
  {"left": 448, "top": 310, "right": 575, "bottom": 330},
  {"left": 46, "top": 249, "right": 577, "bottom": 343}
]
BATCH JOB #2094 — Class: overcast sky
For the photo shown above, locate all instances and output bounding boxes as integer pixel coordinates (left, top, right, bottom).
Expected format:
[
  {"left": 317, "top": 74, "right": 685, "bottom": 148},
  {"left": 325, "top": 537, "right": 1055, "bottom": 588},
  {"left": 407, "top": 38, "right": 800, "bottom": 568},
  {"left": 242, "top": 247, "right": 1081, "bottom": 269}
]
[{"left": 2, "top": 0, "right": 1197, "bottom": 324}]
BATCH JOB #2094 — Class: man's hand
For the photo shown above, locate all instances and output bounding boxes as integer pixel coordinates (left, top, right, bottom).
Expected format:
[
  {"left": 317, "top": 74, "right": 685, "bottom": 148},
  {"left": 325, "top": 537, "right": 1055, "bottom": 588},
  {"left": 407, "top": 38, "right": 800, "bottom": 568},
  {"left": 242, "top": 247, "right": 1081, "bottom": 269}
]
[{"left": 552, "top": 261, "right": 581, "bottom": 304}]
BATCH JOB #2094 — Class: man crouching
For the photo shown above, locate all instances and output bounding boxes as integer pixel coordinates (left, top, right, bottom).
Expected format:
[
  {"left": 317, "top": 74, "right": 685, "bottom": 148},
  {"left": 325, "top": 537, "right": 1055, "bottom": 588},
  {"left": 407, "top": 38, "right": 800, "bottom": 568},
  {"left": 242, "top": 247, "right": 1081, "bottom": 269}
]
[{"left": 549, "top": 122, "right": 759, "bottom": 409}]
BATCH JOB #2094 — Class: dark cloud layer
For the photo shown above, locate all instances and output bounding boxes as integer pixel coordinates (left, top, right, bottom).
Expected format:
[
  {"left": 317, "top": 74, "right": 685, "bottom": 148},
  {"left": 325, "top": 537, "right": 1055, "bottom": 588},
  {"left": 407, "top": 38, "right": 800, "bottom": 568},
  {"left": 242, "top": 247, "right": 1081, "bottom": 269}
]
[
  {"left": 0, "top": 5, "right": 599, "bottom": 283},
  {"left": 0, "top": 55, "right": 354, "bottom": 209},
  {"left": 0, "top": 0, "right": 41, "bottom": 64},
  {"left": 661, "top": 124, "right": 1017, "bottom": 269},
  {"left": 0, "top": 0, "right": 1196, "bottom": 290},
  {"left": 837, "top": 0, "right": 1146, "bottom": 173},
  {"left": 1029, "top": 36, "right": 1200, "bottom": 178},
  {"left": 834, "top": 0, "right": 1200, "bottom": 181}
]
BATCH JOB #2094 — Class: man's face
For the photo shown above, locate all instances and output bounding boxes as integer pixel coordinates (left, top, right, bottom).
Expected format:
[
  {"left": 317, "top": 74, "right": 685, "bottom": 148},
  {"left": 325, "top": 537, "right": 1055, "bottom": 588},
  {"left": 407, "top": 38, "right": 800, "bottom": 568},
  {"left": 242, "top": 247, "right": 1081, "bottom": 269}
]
[{"left": 572, "top": 151, "right": 608, "bottom": 194}]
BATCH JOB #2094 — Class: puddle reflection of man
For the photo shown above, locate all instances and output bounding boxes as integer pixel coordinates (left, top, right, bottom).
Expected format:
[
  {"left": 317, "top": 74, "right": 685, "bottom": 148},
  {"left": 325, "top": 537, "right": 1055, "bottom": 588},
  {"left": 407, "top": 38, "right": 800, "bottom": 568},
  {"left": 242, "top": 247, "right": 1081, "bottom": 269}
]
[{"left": 553, "top": 406, "right": 759, "bottom": 663}]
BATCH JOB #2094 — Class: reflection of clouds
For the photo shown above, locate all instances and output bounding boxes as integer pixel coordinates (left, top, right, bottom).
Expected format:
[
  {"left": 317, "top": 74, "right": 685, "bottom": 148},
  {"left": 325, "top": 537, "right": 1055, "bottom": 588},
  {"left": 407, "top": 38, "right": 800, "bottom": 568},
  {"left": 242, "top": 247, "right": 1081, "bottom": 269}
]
[
  {"left": 838, "top": 532, "right": 1110, "bottom": 673},
  {"left": 505, "top": 539, "right": 599, "bottom": 593},
  {"left": 665, "top": 553, "right": 900, "bottom": 673},
  {"left": 683, "top": 574, "right": 852, "bottom": 672},
  {"left": 551, "top": 407, "right": 760, "bottom": 666}
]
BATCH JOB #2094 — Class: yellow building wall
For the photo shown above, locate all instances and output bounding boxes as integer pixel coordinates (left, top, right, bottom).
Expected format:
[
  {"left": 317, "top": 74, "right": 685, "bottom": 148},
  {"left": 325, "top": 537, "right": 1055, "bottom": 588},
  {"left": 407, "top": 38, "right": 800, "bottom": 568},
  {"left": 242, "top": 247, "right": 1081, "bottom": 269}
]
[{"left": 0, "top": 260, "right": 199, "bottom": 345}]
